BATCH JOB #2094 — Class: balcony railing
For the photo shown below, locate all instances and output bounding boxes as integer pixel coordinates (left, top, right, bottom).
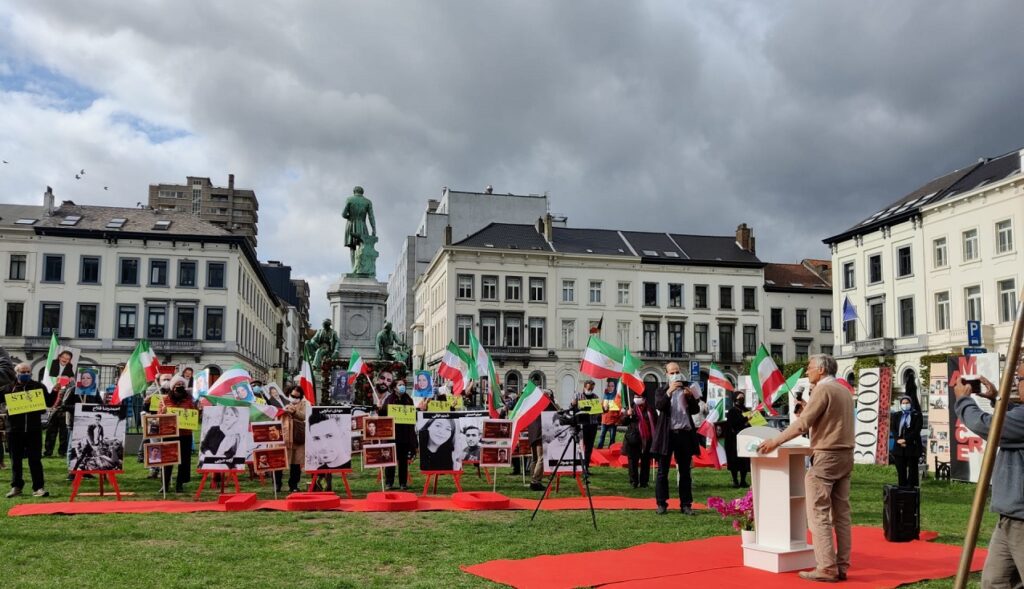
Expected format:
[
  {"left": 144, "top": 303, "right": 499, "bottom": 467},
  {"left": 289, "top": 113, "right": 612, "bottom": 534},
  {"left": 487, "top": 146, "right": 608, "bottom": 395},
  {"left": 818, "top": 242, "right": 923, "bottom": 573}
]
[
  {"left": 841, "top": 338, "right": 895, "bottom": 357},
  {"left": 23, "top": 336, "right": 52, "bottom": 350},
  {"left": 639, "top": 349, "right": 694, "bottom": 362},
  {"left": 484, "top": 345, "right": 530, "bottom": 359},
  {"left": 150, "top": 339, "right": 203, "bottom": 353}
]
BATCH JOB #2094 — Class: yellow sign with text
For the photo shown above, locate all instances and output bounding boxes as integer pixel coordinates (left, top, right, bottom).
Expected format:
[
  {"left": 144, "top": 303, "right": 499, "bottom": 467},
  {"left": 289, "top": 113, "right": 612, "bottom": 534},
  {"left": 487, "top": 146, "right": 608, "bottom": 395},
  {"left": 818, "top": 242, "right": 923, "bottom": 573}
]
[
  {"left": 7, "top": 389, "right": 46, "bottom": 415},
  {"left": 389, "top": 404, "right": 417, "bottom": 425},
  {"left": 453, "top": 396, "right": 465, "bottom": 409},
  {"left": 745, "top": 411, "right": 768, "bottom": 427},
  {"left": 427, "top": 400, "right": 451, "bottom": 413},
  {"left": 149, "top": 394, "right": 164, "bottom": 412},
  {"left": 578, "top": 399, "right": 603, "bottom": 415},
  {"left": 168, "top": 408, "right": 199, "bottom": 431}
]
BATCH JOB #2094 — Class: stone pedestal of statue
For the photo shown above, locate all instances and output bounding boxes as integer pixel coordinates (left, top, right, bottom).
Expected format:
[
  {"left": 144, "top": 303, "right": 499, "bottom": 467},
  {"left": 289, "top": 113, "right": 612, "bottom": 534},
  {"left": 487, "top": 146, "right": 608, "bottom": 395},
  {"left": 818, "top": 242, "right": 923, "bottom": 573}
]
[{"left": 328, "top": 275, "right": 388, "bottom": 363}]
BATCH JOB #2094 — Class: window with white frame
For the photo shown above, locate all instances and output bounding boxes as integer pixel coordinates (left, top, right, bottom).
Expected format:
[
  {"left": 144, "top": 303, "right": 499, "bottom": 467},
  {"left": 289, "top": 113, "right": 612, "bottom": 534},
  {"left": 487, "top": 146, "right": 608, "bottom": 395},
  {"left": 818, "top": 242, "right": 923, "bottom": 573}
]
[
  {"left": 898, "top": 297, "right": 915, "bottom": 337},
  {"left": 668, "top": 283, "right": 683, "bottom": 308},
  {"left": 868, "top": 254, "right": 882, "bottom": 284},
  {"left": 456, "top": 315, "right": 473, "bottom": 346},
  {"left": 965, "top": 285, "right": 982, "bottom": 322},
  {"left": 996, "top": 220, "right": 1014, "bottom": 254},
  {"left": 481, "top": 315, "right": 497, "bottom": 346},
  {"left": 933, "top": 237, "right": 947, "bottom": 268},
  {"left": 694, "top": 323, "right": 708, "bottom": 352},
  {"left": 588, "top": 280, "right": 601, "bottom": 303},
  {"left": 505, "top": 277, "right": 521, "bottom": 301},
  {"left": 796, "top": 308, "right": 808, "bottom": 331},
  {"left": 842, "top": 261, "right": 855, "bottom": 289},
  {"left": 457, "top": 274, "right": 473, "bottom": 299},
  {"left": 616, "top": 321, "right": 630, "bottom": 347},
  {"left": 528, "top": 278, "right": 545, "bottom": 302},
  {"left": 481, "top": 275, "right": 498, "bottom": 300},
  {"left": 821, "top": 309, "right": 833, "bottom": 332},
  {"left": 963, "top": 229, "right": 979, "bottom": 262},
  {"left": 528, "top": 317, "right": 545, "bottom": 348},
  {"left": 562, "top": 279, "right": 575, "bottom": 303},
  {"left": 617, "top": 282, "right": 631, "bottom": 305},
  {"left": 504, "top": 316, "right": 522, "bottom": 347},
  {"left": 897, "top": 246, "right": 912, "bottom": 278},
  {"left": 999, "top": 279, "right": 1017, "bottom": 323},
  {"left": 561, "top": 320, "right": 575, "bottom": 349},
  {"left": 935, "top": 291, "right": 950, "bottom": 331}
]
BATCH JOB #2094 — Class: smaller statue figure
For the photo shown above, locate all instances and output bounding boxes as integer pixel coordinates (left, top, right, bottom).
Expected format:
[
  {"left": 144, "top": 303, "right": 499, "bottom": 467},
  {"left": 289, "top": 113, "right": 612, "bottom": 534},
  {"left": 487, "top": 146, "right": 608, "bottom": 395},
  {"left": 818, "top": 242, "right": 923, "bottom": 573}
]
[
  {"left": 304, "top": 318, "right": 341, "bottom": 372},
  {"left": 375, "top": 322, "right": 412, "bottom": 365},
  {"left": 352, "top": 234, "right": 379, "bottom": 277}
]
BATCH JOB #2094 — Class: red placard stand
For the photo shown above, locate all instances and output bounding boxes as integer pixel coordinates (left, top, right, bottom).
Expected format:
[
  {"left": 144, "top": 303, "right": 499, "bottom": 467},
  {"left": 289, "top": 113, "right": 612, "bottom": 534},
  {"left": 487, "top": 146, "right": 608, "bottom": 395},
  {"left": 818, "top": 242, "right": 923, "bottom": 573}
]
[
  {"left": 421, "top": 471, "right": 463, "bottom": 496},
  {"left": 544, "top": 471, "right": 585, "bottom": 498},
  {"left": 306, "top": 470, "right": 353, "bottom": 498},
  {"left": 193, "top": 469, "right": 241, "bottom": 500},
  {"left": 69, "top": 470, "right": 124, "bottom": 502}
]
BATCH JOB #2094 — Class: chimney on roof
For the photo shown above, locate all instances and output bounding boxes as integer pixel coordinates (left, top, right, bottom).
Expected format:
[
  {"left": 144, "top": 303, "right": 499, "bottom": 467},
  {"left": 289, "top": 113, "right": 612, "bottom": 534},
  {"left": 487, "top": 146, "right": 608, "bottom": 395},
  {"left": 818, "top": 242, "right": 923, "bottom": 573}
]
[
  {"left": 228, "top": 174, "right": 235, "bottom": 190},
  {"left": 444, "top": 224, "right": 453, "bottom": 246},
  {"left": 427, "top": 199, "right": 439, "bottom": 213},
  {"left": 484, "top": 185, "right": 493, "bottom": 194},
  {"left": 736, "top": 223, "right": 755, "bottom": 254},
  {"left": 43, "top": 186, "right": 55, "bottom": 214},
  {"left": 543, "top": 213, "right": 554, "bottom": 242}
]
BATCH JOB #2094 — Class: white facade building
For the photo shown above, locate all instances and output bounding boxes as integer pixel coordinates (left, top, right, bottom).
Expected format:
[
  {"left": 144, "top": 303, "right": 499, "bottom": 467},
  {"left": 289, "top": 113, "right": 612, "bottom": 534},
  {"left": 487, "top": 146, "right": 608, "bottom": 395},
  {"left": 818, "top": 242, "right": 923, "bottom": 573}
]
[
  {"left": 414, "top": 217, "right": 771, "bottom": 408},
  {"left": 825, "top": 148, "right": 1022, "bottom": 390},
  {"left": 386, "top": 188, "right": 551, "bottom": 343},
  {"left": 763, "top": 260, "right": 834, "bottom": 365},
  {"left": 1, "top": 190, "right": 284, "bottom": 381}
]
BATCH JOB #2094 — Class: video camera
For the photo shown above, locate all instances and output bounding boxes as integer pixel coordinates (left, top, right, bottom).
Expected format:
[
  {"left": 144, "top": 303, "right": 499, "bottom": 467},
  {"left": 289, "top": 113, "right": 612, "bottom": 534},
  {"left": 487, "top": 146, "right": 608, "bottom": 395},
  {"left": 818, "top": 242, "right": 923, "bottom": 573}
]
[{"left": 556, "top": 406, "right": 590, "bottom": 428}]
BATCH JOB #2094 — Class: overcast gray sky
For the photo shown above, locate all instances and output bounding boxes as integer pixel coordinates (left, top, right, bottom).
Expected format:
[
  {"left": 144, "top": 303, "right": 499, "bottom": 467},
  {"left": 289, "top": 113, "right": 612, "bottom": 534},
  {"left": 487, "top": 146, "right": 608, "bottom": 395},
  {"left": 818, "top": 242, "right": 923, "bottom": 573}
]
[{"left": 2, "top": 1, "right": 1023, "bottom": 323}]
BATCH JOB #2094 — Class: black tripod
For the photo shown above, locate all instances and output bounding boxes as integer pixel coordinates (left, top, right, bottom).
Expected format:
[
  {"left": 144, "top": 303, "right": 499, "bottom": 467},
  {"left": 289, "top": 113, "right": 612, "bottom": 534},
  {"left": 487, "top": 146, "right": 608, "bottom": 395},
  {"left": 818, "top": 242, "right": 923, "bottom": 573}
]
[{"left": 530, "top": 421, "right": 598, "bottom": 529}]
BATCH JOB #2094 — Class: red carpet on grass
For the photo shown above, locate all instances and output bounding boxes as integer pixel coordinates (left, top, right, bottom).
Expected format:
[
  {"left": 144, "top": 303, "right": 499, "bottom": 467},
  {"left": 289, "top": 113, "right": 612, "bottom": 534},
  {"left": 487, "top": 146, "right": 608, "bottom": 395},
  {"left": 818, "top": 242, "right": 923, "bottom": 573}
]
[
  {"left": 461, "top": 526, "right": 985, "bottom": 589},
  {"left": 7, "top": 494, "right": 694, "bottom": 517}
]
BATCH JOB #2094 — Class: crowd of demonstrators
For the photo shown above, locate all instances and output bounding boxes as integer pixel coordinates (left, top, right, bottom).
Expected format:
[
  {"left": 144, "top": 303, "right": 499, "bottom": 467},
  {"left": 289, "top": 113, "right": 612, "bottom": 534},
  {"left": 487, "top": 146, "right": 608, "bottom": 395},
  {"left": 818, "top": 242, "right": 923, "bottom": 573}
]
[
  {"left": 3, "top": 362, "right": 55, "bottom": 498},
  {"left": 277, "top": 385, "right": 307, "bottom": 493},
  {"left": 955, "top": 359, "right": 1024, "bottom": 587},
  {"left": 596, "top": 380, "right": 620, "bottom": 449},
  {"left": 758, "top": 354, "right": 854, "bottom": 583},
  {"left": 652, "top": 362, "right": 701, "bottom": 515},
  {"left": 723, "top": 391, "right": 751, "bottom": 488},
  {"left": 381, "top": 377, "right": 417, "bottom": 490},
  {"left": 159, "top": 376, "right": 196, "bottom": 493}
]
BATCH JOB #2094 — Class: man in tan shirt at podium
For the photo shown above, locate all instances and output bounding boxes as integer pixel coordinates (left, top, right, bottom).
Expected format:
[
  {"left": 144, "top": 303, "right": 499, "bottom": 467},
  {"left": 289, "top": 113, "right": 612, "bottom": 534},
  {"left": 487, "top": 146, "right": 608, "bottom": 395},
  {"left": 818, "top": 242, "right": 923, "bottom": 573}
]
[{"left": 758, "top": 353, "right": 854, "bottom": 583}]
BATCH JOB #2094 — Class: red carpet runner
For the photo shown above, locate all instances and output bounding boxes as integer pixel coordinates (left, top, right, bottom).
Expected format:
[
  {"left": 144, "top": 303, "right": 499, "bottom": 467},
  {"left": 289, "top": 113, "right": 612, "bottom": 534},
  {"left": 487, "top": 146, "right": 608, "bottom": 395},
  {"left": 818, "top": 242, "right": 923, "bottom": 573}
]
[
  {"left": 7, "top": 494, "right": 698, "bottom": 516},
  {"left": 461, "top": 526, "right": 985, "bottom": 588}
]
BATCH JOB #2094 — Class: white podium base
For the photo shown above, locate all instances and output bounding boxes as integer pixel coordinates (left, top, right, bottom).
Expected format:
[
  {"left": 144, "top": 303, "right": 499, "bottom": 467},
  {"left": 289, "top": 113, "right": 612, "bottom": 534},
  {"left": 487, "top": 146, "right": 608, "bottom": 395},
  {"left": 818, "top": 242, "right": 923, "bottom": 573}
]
[{"left": 742, "top": 542, "right": 817, "bottom": 573}]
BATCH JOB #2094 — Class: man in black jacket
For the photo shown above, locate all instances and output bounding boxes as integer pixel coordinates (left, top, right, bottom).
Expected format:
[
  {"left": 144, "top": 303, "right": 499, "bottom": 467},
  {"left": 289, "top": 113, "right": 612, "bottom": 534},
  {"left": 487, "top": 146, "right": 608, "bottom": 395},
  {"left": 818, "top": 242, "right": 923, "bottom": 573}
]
[
  {"left": 890, "top": 393, "right": 923, "bottom": 488},
  {"left": 4, "top": 362, "right": 55, "bottom": 497},
  {"left": 652, "top": 362, "right": 701, "bottom": 515}
]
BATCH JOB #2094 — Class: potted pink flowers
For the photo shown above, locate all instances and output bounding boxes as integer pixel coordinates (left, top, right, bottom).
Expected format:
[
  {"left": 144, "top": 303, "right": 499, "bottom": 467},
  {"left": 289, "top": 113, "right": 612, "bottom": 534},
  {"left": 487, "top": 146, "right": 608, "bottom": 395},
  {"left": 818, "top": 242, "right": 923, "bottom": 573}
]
[{"left": 707, "top": 489, "right": 755, "bottom": 545}]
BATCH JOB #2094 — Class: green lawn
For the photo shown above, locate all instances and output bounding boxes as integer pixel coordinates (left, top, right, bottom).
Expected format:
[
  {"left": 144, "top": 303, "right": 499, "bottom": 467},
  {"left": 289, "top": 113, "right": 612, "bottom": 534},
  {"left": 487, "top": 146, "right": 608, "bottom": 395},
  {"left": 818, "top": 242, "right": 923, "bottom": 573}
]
[{"left": 0, "top": 457, "right": 992, "bottom": 588}]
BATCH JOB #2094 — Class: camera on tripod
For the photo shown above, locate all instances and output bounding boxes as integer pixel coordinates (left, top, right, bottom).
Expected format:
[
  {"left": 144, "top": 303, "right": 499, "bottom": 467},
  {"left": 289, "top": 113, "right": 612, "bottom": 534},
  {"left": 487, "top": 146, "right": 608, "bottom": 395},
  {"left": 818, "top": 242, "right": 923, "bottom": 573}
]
[{"left": 556, "top": 406, "right": 590, "bottom": 427}]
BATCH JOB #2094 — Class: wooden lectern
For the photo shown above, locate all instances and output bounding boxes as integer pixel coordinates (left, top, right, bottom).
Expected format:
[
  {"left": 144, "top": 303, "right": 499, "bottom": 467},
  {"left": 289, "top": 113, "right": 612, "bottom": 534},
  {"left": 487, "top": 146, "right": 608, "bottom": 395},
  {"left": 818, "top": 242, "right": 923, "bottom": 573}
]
[{"left": 737, "top": 425, "right": 817, "bottom": 573}]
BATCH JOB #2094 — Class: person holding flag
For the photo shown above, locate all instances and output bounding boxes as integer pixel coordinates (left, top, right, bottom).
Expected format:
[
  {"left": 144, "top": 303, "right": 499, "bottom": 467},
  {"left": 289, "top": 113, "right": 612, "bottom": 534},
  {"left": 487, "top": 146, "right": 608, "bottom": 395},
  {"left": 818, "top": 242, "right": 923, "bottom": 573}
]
[{"left": 620, "top": 387, "right": 656, "bottom": 488}]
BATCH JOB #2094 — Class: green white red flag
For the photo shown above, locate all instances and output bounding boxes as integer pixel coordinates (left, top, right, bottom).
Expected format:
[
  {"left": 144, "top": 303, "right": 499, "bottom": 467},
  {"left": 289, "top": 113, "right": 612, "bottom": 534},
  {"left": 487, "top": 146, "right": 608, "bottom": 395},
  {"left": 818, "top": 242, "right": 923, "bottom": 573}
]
[
  {"left": 347, "top": 349, "right": 370, "bottom": 385},
  {"left": 750, "top": 344, "right": 786, "bottom": 416},
  {"left": 579, "top": 336, "right": 624, "bottom": 379},
  {"left": 203, "top": 364, "right": 282, "bottom": 421},
  {"left": 439, "top": 341, "right": 473, "bottom": 396},
  {"left": 297, "top": 360, "right": 316, "bottom": 404},
  {"left": 469, "top": 331, "right": 501, "bottom": 418},
  {"left": 110, "top": 340, "right": 159, "bottom": 404},
  {"left": 620, "top": 346, "right": 643, "bottom": 394},
  {"left": 697, "top": 419, "right": 726, "bottom": 469},
  {"left": 509, "top": 382, "right": 549, "bottom": 441},
  {"left": 708, "top": 362, "right": 734, "bottom": 391}
]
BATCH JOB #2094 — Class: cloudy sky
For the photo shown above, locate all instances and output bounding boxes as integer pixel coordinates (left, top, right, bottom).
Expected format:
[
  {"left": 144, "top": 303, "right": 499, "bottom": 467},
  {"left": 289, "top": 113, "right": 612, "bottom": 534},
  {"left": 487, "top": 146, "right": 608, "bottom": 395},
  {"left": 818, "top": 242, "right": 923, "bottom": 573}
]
[{"left": 2, "top": 1, "right": 1023, "bottom": 323}]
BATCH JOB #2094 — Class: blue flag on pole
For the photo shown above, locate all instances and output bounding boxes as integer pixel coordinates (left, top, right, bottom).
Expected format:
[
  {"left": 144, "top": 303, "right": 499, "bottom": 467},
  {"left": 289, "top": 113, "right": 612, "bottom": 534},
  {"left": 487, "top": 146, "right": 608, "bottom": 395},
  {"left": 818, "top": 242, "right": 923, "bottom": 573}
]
[{"left": 842, "top": 296, "right": 858, "bottom": 323}]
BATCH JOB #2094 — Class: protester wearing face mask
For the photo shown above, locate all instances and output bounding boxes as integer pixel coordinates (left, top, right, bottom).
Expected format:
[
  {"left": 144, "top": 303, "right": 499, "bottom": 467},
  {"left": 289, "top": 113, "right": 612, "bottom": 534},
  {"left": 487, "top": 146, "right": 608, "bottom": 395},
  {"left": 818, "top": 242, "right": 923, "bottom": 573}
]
[
  {"left": 652, "top": 363, "right": 702, "bottom": 515},
  {"left": 724, "top": 392, "right": 751, "bottom": 488},
  {"left": 890, "top": 393, "right": 923, "bottom": 488},
  {"left": 277, "top": 386, "right": 307, "bottom": 492},
  {"left": 620, "top": 389, "right": 656, "bottom": 488},
  {"left": 140, "top": 375, "right": 173, "bottom": 478},
  {"left": 381, "top": 378, "right": 417, "bottom": 490},
  {"left": 4, "top": 363, "right": 55, "bottom": 498},
  {"left": 158, "top": 376, "right": 196, "bottom": 493}
]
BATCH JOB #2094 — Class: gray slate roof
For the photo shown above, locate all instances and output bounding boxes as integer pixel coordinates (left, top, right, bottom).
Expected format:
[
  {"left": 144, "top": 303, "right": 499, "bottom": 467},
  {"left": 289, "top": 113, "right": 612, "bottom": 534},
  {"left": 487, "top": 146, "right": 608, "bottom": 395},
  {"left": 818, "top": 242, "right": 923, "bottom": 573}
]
[
  {"left": 0, "top": 202, "right": 232, "bottom": 236},
  {"left": 454, "top": 223, "right": 763, "bottom": 266}
]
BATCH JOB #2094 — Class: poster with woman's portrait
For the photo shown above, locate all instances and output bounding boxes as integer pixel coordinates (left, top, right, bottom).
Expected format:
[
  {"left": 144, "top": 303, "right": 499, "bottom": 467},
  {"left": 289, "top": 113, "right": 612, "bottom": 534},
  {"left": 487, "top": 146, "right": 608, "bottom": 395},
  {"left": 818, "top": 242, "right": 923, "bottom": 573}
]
[
  {"left": 363, "top": 444, "right": 397, "bottom": 468},
  {"left": 541, "top": 411, "right": 584, "bottom": 474},
  {"left": 416, "top": 411, "right": 488, "bottom": 472},
  {"left": 330, "top": 369, "right": 353, "bottom": 404},
  {"left": 198, "top": 406, "right": 249, "bottom": 471},
  {"left": 193, "top": 369, "right": 211, "bottom": 400},
  {"left": 69, "top": 404, "right": 126, "bottom": 472},
  {"left": 413, "top": 371, "right": 433, "bottom": 399},
  {"left": 304, "top": 406, "right": 353, "bottom": 471},
  {"left": 75, "top": 367, "right": 100, "bottom": 401}
]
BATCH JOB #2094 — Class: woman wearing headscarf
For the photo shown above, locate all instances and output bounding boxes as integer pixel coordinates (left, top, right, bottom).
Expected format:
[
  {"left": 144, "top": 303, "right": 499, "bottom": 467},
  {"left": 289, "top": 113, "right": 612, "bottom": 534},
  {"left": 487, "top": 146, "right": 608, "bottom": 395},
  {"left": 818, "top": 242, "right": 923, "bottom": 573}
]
[
  {"left": 890, "top": 384, "right": 923, "bottom": 488},
  {"left": 620, "top": 389, "right": 656, "bottom": 488},
  {"left": 159, "top": 376, "right": 196, "bottom": 493},
  {"left": 724, "top": 391, "right": 751, "bottom": 488}
]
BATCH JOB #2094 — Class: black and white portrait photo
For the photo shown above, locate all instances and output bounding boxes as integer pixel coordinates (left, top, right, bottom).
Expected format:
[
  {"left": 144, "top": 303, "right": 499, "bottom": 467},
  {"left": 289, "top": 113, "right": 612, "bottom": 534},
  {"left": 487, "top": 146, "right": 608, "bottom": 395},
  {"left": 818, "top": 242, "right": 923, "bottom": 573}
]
[
  {"left": 305, "top": 406, "right": 353, "bottom": 471},
  {"left": 416, "top": 411, "right": 487, "bottom": 472},
  {"left": 68, "top": 404, "right": 126, "bottom": 472},
  {"left": 542, "top": 411, "right": 584, "bottom": 474},
  {"left": 198, "top": 406, "right": 249, "bottom": 471}
]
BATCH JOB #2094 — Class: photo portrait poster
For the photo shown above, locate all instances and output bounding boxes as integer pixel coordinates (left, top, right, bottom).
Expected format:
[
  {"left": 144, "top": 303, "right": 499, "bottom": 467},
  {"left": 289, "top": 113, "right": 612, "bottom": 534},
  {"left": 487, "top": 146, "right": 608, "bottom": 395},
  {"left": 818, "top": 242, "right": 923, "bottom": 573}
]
[
  {"left": 480, "top": 445, "right": 513, "bottom": 468},
  {"left": 305, "top": 406, "right": 353, "bottom": 471},
  {"left": 252, "top": 421, "right": 284, "bottom": 444},
  {"left": 363, "top": 443, "right": 397, "bottom": 468},
  {"left": 364, "top": 416, "right": 395, "bottom": 442},
  {"left": 253, "top": 447, "right": 289, "bottom": 474},
  {"left": 330, "top": 368, "right": 353, "bottom": 404},
  {"left": 143, "top": 413, "right": 179, "bottom": 439},
  {"left": 416, "top": 410, "right": 487, "bottom": 472},
  {"left": 413, "top": 371, "right": 433, "bottom": 399},
  {"left": 482, "top": 419, "right": 513, "bottom": 442},
  {"left": 198, "top": 405, "right": 250, "bottom": 471},
  {"left": 541, "top": 411, "right": 585, "bottom": 474},
  {"left": 69, "top": 404, "right": 126, "bottom": 472},
  {"left": 143, "top": 441, "right": 181, "bottom": 468}
]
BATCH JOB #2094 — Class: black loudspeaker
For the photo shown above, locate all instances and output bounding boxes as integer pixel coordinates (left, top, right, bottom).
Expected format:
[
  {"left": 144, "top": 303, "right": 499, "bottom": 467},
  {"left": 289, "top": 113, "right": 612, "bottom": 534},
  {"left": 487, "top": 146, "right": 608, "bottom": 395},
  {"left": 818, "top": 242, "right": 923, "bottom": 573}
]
[{"left": 883, "top": 484, "right": 920, "bottom": 542}]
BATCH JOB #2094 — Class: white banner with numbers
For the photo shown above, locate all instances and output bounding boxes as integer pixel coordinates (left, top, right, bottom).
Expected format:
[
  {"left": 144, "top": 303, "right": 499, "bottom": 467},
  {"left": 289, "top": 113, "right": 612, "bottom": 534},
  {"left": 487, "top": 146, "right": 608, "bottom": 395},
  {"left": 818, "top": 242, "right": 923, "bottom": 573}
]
[{"left": 854, "top": 367, "right": 882, "bottom": 464}]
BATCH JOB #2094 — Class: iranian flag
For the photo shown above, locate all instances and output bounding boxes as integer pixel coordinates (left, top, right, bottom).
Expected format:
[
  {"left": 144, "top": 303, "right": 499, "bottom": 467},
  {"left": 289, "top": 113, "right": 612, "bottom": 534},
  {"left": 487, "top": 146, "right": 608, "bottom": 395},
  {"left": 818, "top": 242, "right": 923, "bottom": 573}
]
[
  {"left": 621, "top": 347, "right": 643, "bottom": 394},
  {"left": 110, "top": 340, "right": 159, "bottom": 404},
  {"left": 40, "top": 333, "right": 60, "bottom": 392},
  {"left": 469, "top": 331, "right": 501, "bottom": 418},
  {"left": 347, "top": 349, "right": 370, "bottom": 385},
  {"left": 509, "top": 382, "right": 549, "bottom": 441},
  {"left": 439, "top": 341, "right": 472, "bottom": 395},
  {"left": 697, "top": 420, "right": 726, "bottom": 469},
  {"left": 297, "top": 360, "right": 316, "bottom": 404},
  {"left": 750, "top": 345, "right": 786, "bottom": 416},
  {"left": 707, "top": 395, "right": 727, "bottom": 423},
  {"left": 579, "top": 336, "right": 624, "bottom": 379},
  {"left": 203, "top": 366, "right": 282, "bottom": 422},
  {"left": 708, "top": 362, "right": 734, "bottom": 391}
]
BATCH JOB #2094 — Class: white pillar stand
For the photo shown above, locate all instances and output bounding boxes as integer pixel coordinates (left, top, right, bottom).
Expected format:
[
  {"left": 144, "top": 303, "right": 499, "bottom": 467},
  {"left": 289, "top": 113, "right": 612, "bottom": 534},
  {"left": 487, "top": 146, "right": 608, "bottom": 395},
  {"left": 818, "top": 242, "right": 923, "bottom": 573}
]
[{"left": 737, "top": 426, "right": 816, "bottom": 573}]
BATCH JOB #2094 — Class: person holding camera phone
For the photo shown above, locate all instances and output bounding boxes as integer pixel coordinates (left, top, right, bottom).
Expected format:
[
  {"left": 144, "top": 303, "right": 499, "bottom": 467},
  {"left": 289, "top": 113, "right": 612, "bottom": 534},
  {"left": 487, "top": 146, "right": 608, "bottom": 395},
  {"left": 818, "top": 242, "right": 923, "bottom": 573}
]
[
  {"left": 652, "top": 362, "right": 702, "bottom": 515},
  {"left": 954, "top": 365, "right": 1024, "bottom": 587}
]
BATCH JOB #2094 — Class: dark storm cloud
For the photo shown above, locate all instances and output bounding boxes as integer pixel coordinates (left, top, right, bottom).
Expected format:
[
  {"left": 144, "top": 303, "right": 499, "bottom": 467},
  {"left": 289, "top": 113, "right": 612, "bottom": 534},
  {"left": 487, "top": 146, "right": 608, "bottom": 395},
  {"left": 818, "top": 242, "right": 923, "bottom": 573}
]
[{"left": 2, "top": 1, "right": 1023, "bottom": 321}]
